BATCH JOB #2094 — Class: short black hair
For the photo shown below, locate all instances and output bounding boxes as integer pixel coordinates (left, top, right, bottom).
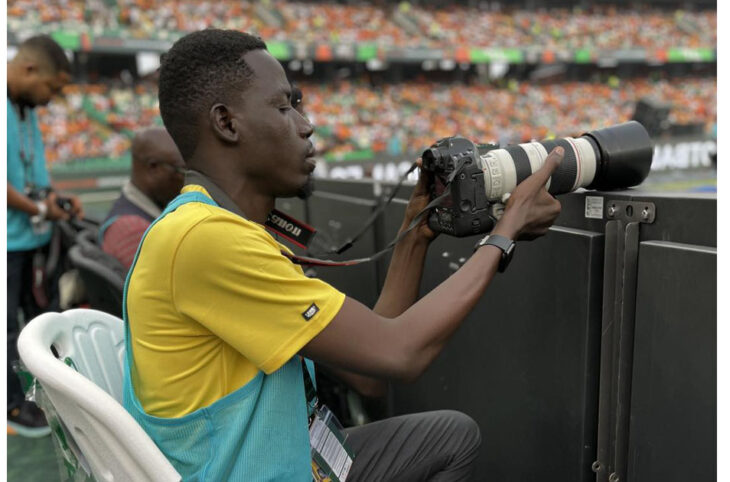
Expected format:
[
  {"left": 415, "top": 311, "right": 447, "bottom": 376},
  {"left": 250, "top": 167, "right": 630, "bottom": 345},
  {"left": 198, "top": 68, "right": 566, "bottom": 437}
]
[
  {"left": 19, "top": 35, "right": 72, "bottom": 74},
  {"left": 158, "top": 29, "right": 267, "bottom": 161}
]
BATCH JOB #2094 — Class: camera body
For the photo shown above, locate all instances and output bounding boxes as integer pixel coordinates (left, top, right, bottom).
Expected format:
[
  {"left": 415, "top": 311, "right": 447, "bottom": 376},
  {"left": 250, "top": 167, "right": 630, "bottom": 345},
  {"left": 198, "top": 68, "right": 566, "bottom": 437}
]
[
  {"left": 24, "top": 186, "right": 75, "bottom": 218},
  {"left": 24, "top": 186, "right": 52, "bottom": 202},
  {"left": 421, "top": 136, "right": 501, "bottom": 237}
]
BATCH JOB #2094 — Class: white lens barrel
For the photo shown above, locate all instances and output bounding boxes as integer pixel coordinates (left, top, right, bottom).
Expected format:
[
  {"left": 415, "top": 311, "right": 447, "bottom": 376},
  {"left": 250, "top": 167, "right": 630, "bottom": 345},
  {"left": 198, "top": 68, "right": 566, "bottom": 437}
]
[
  {"left": 566, "top": 137, "right": 597, "bottom": 190},
  {"left": 478, "top": 136, "right": 598, "bottom": 201}
]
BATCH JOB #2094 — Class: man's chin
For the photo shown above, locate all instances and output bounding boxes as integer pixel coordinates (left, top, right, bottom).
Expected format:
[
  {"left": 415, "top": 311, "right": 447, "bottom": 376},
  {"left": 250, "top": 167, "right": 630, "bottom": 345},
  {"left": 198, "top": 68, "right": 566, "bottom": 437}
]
[{"left": 296, "top": 176, "right": 315, "bottom": 200}]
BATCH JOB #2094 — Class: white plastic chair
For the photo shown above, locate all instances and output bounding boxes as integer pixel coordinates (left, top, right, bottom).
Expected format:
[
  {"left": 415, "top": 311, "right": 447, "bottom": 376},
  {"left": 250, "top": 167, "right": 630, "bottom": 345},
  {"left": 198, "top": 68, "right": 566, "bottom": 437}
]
[{"left": 17, "top": 309, "right": 181, "bottom": 482}]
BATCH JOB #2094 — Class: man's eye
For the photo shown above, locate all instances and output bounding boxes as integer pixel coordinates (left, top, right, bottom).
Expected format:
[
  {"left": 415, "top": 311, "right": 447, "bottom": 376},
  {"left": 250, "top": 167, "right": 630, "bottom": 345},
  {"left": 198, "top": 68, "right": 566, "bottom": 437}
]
[{"left": 279, "top": 106, "right": 291, "bottom": 113}]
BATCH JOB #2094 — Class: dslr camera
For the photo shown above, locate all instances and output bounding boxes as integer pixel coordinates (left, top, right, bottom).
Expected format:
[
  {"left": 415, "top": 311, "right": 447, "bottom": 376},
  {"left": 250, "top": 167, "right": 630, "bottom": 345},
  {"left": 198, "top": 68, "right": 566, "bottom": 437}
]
[
  {"left": 25, "top": 186, "right": 75, "bottom": 212},
  {"left": 421, "top": 121, "right": 654, "bottom": 236}
]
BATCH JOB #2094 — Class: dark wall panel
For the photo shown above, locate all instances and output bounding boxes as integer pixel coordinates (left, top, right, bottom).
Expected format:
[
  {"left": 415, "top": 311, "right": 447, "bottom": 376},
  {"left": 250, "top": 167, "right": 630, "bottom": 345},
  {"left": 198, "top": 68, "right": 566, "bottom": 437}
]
[
  {"left": 306, "top": 191, "right": 382, "bottom": 307},
  {"left": 392, "top": 226, "right": 604, "bottom": 481},
  {"left": 275, "top": 197, "right": 307, "bottom": 222},
  {"left": 628, "top": 241, "right": 716, "bottom": 482}
]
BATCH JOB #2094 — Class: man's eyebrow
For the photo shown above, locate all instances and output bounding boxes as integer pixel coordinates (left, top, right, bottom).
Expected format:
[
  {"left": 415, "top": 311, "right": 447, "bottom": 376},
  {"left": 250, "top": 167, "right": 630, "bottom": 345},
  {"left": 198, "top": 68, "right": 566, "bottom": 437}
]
[{"left": 268, "top": 87, "right": 292, "bottom": 103}]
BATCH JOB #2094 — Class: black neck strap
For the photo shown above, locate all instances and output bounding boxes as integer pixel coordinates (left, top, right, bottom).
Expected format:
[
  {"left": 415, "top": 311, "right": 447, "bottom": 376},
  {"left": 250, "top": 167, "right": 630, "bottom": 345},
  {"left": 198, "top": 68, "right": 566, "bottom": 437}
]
[
  {"left": 184, "top": 170, "right": 317, "bottom": 249},
  {"left": 184, "top": 170, "right": 248, "bottom": 218},
  {"left": 302, "top": 358, "right": 318, "bottom": 419}
]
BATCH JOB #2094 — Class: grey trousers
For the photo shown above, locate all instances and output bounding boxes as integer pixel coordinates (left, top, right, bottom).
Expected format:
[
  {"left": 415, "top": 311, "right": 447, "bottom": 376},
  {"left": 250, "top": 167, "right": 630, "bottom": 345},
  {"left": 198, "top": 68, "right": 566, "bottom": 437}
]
[{"left": 343, "top": 410, "right": 481, "bottom": 482}]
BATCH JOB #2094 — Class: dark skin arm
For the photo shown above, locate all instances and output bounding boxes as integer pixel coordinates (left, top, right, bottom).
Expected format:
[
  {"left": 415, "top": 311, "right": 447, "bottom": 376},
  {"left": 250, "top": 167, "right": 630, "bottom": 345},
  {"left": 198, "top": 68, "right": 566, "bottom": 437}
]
[
  {"left": 301, "top": 147, "right": 564, "bottom": 382},
  {"left": 323, "top": 161, "right": 436, "bottom": 398},
  {"left": 7, "top": 183, "right": 84, "bottom": 220}
]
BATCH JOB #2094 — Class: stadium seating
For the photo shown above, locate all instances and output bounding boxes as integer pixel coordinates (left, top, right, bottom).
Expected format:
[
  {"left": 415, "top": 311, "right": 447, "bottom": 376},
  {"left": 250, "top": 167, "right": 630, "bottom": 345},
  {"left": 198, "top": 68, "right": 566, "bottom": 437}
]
[
  {"left": 7, "top": 1, "right": 716, "bottom": 49},
  {"left": 37, "top": 77, "right": 717, "bottom": 164},
  {"left": 17, "top": 309, "right": 181, "bottom": 481}
]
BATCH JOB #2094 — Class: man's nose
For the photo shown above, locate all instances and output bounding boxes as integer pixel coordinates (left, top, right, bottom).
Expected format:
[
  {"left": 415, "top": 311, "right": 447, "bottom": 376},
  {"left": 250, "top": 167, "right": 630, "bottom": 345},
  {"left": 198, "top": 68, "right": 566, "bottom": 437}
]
[{"left": 297, "top": 112, "right": 314, "bottom": 138}]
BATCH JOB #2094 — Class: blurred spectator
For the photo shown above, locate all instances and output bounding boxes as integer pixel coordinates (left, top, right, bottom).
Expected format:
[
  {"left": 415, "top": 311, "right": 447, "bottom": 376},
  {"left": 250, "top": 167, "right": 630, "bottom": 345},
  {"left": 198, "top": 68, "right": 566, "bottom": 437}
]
[
  {"left": 7, "top": 34, "right": 83, "bottom": 438},
  {"left": 100, "top": 127, "right": 185, "bottom": 270}
]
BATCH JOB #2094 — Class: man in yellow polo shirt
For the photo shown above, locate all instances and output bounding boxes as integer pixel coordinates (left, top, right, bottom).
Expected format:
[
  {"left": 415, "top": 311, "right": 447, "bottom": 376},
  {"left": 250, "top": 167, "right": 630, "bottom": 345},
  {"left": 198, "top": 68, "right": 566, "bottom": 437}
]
[{"left": 124, "top": 29, "right": 563, "bottom": 481}]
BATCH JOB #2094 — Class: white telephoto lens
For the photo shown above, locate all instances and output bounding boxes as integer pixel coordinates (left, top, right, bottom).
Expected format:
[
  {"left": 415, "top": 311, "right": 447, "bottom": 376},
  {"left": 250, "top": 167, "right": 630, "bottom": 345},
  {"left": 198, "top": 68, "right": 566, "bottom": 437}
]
[{"left": 479, "top": 137, "right": 599, "bottom": 201}]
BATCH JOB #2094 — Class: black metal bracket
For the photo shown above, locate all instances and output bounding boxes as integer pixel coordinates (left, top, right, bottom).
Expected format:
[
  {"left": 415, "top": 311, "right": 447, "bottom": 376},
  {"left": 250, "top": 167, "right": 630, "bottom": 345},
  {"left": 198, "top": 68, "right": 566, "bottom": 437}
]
[
  {"left": 605, "top": 201, "right": 656, "bottom": 224},
  {"left": 593, "top": 200, "right": 656, "bottom": 482}
]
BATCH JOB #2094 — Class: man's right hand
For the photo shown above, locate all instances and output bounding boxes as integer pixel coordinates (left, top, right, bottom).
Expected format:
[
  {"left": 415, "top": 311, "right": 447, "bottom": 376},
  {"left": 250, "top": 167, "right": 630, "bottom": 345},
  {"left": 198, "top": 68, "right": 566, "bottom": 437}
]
[
  {"left": 492, "top": 146, "right": 564, "bottom": 241},
  {"left": 44, "top": 192, "right": 71, "bottom": 221},
  {"left": 303, "top": 146, "right": 565, "bottom": 382}
]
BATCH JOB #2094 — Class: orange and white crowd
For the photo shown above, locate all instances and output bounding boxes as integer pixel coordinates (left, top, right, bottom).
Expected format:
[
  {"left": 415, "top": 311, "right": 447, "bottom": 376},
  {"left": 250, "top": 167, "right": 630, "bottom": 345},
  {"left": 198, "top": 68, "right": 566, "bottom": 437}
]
[
  {"left": 37, "top": 77, "right": 716, "bottom": 164},
  {"left": 9, "top": 0, "right": 716, "bottom": 49}
]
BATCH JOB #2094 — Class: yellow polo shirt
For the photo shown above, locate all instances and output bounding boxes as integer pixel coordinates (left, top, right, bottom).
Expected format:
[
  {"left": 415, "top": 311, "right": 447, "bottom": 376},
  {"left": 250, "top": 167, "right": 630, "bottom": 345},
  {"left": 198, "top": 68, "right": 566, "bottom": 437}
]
[{"left": 126, "top": 185, "right": 345, "bottom": 418}]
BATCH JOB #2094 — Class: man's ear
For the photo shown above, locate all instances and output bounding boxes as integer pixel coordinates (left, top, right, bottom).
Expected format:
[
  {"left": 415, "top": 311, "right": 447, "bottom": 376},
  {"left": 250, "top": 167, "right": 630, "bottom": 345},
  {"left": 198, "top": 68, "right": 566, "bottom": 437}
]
[
  {"left": 209, "top": 103, "right": 239, "bottom": 144},
  {"left": 20, "top": 58, "right": 41, "bottom": 76},
  {"left": 23, "top": 64, "right": 39, "bottom": 79}
]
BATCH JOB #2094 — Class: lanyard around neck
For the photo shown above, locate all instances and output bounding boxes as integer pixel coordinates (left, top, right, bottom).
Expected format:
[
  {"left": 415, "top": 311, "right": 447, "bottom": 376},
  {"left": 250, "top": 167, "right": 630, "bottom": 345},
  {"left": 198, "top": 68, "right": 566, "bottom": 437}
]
[{"left": 12, "top": 103, "right": 35, "bottom": 187}]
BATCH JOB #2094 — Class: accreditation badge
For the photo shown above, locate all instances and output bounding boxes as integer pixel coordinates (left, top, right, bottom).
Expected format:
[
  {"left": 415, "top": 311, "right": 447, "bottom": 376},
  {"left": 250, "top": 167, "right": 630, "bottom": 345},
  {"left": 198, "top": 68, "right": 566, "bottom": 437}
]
[{"left": 310, "top": 405, "right": 354, "bottom": 482}]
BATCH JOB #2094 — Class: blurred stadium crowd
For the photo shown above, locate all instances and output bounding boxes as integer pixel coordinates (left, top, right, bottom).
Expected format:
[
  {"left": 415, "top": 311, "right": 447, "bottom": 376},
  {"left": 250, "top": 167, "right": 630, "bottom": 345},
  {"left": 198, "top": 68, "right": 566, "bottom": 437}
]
[
  {"left": 8, "top": 0, "right": 716, "bottom": 49},
  {"left": 9, "top": 0, "right": 717, "bottom": 165},
  {"left": 38, "top": 83, "right": 159, "bottom": 164},
  {"left": 37, "top": 76, "right": 716, "bottom": 163}
]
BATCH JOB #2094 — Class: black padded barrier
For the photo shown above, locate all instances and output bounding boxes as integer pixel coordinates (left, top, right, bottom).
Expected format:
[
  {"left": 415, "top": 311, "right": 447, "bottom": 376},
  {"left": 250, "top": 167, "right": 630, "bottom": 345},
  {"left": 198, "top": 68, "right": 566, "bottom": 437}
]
[
  {"left": 304, "top": 180, "right": 384, "bottom": 308},
  {"left": 280, "top": 180, "right": 716, "bottom": 482},
  {"left": 391, "top": 227, "right": 605, "bottom": 481},
  {"left": 627, "top": 241, "right": 716, "bottom": 482}
]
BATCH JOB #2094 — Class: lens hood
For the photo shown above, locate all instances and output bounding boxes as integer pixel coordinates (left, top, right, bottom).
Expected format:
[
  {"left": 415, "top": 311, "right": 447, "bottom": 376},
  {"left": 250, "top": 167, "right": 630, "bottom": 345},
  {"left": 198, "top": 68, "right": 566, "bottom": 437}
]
[{"left": 585, "top": 121, "right": 653, "bottom": 190}]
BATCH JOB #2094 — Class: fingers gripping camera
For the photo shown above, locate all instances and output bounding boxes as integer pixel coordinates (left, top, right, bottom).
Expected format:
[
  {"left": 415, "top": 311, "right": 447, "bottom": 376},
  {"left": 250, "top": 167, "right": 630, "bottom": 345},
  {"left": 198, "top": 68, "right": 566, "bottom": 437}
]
[{"left": 421, "top": 121, "right": 654, "bottom": 237}]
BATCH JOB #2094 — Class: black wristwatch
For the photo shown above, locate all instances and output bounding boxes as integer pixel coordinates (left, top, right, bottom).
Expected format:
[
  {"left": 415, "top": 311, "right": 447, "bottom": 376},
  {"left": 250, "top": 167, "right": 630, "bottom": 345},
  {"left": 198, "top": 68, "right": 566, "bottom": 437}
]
[{"left": 474, "top": 234, "right": 516, "bottom": 273}]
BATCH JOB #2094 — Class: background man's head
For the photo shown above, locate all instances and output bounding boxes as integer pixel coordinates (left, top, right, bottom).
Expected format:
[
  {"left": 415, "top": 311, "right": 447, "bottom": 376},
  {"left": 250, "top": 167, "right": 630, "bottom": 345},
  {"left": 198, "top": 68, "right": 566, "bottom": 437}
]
[
  {"left": 130, "top": 127, "right": 185, "bottom": 208},
  {"left": 8, "top": 35, "right": 72, "bottom": 108},
  {"left": 157, "top": 29, "right": 267, "bottom": 162}
]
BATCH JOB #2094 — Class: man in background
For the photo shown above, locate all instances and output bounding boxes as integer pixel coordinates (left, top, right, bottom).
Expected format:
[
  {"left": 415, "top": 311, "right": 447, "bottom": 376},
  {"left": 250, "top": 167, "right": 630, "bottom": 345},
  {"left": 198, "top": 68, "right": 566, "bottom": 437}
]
[
  {"left": 100, "top": 127, "right": 185, "bottom": 270},
  {"left": 7, "top": 34, "right": 84, "bottom": 437}
]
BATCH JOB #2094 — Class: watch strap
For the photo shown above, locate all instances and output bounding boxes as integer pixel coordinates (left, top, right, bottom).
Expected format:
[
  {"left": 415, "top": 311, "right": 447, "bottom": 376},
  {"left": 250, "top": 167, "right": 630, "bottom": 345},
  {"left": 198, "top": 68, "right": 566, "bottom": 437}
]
[
  {"left": 480, "top": 234, "right": 512, "bottom": 252},
  {"left": 475, "top": 234, "right": 515, "bottom": 272},
  {"left": 34, "top": 200, "right": 48, "bottom": 220}
]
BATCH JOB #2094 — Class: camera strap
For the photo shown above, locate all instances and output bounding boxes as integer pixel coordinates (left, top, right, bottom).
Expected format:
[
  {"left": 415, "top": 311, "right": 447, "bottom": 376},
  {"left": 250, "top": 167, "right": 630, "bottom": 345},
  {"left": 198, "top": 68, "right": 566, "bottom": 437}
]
[
  {"left": 331, "top": 162, "right": 419, "bottom": 255},
  {"left": 283, "top": 157, "right": 468, "bottom": 267},
  {"left": 281, "top": 186, "right": 450, "bottom": 267},
  {"left": 12, "top": 103, "right": 36, "bottom": 189}
]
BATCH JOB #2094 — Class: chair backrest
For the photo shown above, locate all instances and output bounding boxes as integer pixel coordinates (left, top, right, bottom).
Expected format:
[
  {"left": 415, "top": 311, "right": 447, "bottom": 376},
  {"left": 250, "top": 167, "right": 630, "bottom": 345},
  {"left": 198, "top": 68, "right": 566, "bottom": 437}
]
[
  {"left": 75, "top": 230, "right": 127, "bottom": 281},
  {"left": 18, "top": 309, "right": 180, "bottom": 482},
  {"left": 69, "top": 231, "right": 126, "bottom": 317}
]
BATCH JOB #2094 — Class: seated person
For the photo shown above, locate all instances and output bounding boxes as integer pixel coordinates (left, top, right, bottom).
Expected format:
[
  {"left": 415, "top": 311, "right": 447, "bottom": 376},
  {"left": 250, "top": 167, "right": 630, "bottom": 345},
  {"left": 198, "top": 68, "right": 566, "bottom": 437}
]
[
  {"left": 100, "top": 127, "right": 184, "bottom": 269},
  {"left": 125, "top": 30, "right": 562, "bottom": 481}
]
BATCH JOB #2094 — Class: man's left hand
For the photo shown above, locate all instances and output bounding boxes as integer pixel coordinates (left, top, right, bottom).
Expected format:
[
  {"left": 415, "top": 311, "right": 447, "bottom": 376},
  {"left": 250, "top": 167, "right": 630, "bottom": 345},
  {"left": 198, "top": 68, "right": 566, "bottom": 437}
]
[
  {"left": 66, "top": 194, "right": 85, "bottom": 220},
  {"left": 402, "top": 158, "right": 437, "bottom": 243}
]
